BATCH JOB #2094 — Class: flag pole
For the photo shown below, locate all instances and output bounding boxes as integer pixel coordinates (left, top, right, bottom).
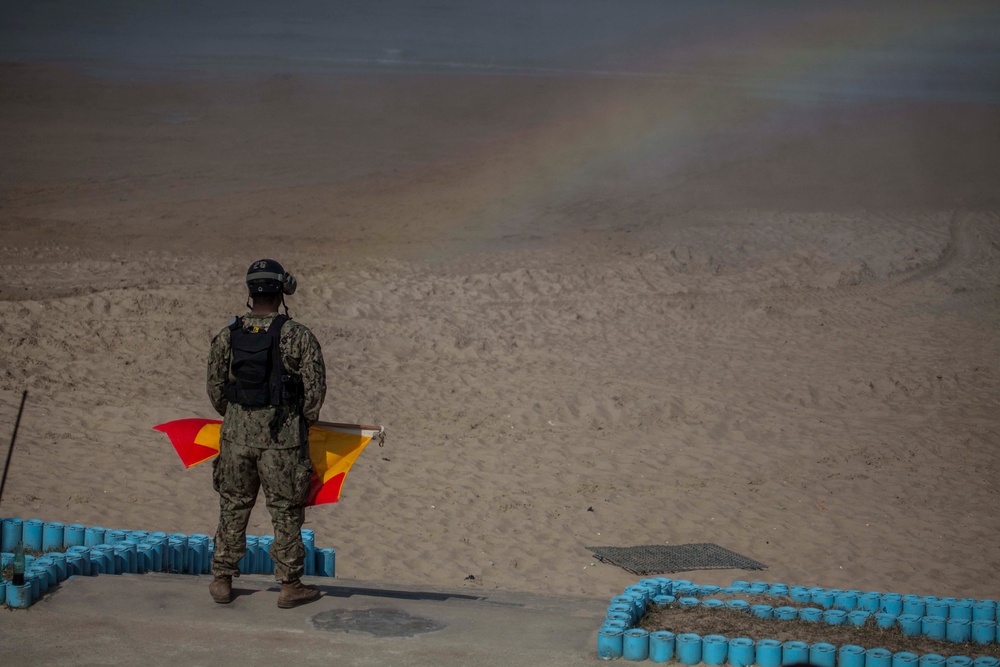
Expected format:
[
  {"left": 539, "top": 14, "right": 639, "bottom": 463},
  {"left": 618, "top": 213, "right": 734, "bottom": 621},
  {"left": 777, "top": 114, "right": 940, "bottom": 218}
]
[{"left": 0, "top": 390, "right": 28, "bottom": 507}]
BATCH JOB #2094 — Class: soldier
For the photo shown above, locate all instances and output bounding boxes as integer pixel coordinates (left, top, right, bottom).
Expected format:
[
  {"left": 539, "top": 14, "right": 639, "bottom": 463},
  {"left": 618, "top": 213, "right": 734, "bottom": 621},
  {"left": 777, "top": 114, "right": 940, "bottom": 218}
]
[{"left": 206, "top": 259, "right": 327, "bottom": 608}]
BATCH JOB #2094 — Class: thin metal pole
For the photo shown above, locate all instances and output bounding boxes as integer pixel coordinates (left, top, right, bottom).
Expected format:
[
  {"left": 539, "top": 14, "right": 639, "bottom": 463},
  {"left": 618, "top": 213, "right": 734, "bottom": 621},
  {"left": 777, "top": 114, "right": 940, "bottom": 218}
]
[{"left": 0, "top": 390, "right": 28, "bottom": 507}]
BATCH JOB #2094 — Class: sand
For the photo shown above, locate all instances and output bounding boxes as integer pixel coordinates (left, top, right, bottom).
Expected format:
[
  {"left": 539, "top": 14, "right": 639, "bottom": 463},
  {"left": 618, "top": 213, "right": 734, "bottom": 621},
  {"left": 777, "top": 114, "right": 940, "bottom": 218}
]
[{"left": 1, "top": 2, "right": 999, "bottom": 606}]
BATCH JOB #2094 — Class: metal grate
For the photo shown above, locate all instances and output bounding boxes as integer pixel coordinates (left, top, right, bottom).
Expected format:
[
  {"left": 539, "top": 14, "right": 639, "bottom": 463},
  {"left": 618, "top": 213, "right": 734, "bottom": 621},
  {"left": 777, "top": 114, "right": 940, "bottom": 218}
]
[{"left": 586, "top": 543, "right": 767, "bottom": 576}]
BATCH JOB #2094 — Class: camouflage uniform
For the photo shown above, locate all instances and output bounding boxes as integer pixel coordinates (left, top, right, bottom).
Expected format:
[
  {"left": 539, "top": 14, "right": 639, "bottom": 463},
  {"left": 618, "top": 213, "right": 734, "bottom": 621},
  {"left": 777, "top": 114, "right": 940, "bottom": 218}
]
[{"left": 207, "top": 312, "right": 326, "bottom": 583}]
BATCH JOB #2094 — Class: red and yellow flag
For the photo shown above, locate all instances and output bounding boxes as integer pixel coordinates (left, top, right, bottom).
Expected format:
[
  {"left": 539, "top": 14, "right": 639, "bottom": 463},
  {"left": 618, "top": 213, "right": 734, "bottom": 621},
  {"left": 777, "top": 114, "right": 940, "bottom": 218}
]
[{"left": 153, "top": 419, "right": 383, "bottom": 506}]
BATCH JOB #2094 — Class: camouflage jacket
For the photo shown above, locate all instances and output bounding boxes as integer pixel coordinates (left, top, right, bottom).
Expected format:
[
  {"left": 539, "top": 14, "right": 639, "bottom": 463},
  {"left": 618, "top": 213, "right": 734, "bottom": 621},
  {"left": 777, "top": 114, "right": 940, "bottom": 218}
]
[{"left": 207, "top": 312, "right": 327, "bottom": 449}]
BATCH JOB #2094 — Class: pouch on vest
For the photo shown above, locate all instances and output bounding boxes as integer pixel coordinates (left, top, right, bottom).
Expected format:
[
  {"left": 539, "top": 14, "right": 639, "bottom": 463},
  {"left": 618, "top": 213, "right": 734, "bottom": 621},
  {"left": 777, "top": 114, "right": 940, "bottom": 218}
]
[{"left": 225, "top": 315, "right": 289, "bottom": 408}]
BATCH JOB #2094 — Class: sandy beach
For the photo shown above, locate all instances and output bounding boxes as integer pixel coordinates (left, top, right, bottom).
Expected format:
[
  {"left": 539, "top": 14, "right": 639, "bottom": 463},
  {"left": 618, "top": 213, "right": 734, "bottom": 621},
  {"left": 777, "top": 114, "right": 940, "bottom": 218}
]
[{"left": 1, "top": 1, "right": 998, "bottom": 606}]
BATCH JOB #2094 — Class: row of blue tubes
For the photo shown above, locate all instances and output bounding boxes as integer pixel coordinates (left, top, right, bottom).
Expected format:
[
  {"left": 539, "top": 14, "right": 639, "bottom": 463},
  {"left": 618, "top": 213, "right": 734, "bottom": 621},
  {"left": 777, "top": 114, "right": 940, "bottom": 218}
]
[
  {"left": 598, "top": 578, "right": 1000, "bottom": 663},
  {"left": 1, "top": 517, "right": 336, "bottom": 609}
]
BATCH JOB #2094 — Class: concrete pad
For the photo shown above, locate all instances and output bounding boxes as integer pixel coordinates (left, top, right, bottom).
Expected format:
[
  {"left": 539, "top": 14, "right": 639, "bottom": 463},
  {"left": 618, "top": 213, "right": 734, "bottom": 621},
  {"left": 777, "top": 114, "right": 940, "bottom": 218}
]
[{"left": 1, "top": 573, "right": 608, "bottom": 666}]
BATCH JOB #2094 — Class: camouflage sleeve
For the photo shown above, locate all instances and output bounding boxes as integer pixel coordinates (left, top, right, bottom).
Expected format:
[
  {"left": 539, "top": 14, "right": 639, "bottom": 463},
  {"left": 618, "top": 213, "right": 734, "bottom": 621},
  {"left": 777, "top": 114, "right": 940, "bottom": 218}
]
[
  {"left": 282, "top": 322, "right": 326, "bottom": 425},
  {"left": 207, "top": 325, "right": 232, "bottom": 417}
]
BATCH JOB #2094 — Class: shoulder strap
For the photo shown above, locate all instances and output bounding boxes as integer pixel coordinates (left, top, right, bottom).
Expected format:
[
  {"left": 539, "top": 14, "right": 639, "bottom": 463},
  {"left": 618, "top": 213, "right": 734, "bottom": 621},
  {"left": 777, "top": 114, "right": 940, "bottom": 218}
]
[
  {"left": 228, "top": 316, "right": 242, "bottom": 332},
  {"left": 268, "top": 314, "right": 289, "bottom": 406},
  {"left": 270, "top": 314, "right": 289, "bottom": 333}
]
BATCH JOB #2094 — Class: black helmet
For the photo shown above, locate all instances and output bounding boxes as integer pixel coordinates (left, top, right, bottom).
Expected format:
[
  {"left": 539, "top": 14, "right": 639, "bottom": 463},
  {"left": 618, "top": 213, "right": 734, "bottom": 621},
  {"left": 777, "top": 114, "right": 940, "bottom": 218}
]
[{"left": 246, "top": 259, "right": 297, "bottom": 295}]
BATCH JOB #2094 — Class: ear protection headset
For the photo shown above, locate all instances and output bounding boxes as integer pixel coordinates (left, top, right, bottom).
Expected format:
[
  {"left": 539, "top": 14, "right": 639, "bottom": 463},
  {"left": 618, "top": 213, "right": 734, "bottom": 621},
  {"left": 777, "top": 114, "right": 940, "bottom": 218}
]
[{"left": 246, "top": 259, "right": 296, "bottom": 295}]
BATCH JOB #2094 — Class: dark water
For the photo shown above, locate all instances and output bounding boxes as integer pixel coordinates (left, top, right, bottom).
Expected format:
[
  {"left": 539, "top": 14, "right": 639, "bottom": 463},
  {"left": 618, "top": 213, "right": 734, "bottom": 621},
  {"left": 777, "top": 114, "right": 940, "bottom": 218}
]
[{"left": 2, "top": 0, "right": 999, "bottom": 103}]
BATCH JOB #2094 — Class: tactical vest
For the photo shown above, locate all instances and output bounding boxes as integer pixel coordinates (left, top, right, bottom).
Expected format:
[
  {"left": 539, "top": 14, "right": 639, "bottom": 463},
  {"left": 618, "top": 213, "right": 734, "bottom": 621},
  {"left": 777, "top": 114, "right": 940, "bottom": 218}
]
[{"left": 224, "top": 314, "right": 303, "bottom": 408}]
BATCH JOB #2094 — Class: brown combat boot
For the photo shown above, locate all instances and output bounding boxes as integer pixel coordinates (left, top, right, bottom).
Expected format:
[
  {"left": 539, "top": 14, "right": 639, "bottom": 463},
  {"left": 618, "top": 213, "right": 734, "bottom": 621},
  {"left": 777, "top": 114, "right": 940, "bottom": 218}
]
[
  {"left": 277, "top": 580, "right": 321, "bottom": 609},
  {"left": 209, "top": 575, "right": 232, "bottom": 604}
]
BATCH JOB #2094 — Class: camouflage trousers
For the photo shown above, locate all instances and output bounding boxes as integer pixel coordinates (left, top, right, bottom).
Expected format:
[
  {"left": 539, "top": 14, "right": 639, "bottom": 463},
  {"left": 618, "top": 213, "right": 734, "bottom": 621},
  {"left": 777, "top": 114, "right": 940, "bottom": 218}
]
[{"left": 211, "top": 439, "right": 314, "bottom": 583}]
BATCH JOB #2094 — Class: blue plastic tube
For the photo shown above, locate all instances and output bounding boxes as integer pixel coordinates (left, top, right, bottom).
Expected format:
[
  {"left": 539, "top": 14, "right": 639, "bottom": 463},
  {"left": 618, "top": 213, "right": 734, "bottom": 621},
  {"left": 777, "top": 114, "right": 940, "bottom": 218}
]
[
  {"left": 48, "top": 552, "right": 68, "bottom": 581},
  {"left": 113, "top": 544, "right": 133, "bottom": 575},
  {"left": 920, "top": 655, "right": 946, "bottom": 667},
  {"left": 702, "top": 635, "right": 728, "bottom": 665},
  {"left": 810, "top": 642, "right": 836, "bottom": 667},
  {"left": 951, "top": 600, "right": 974, "bottom": 621},
  {"left": 971, "top": 620, "right": 995, "bottom": 645},
  {"left": 7, "top": 581, "right": 32, "bottom": 608},
  {"left": 68, "top": 546, "right": 91, "bottom": 568},
  {"left": 751, "top": 604, "right": 773, "bottom": 619},
  {"left": 859, "top": 592, "right": 882, "bottom": 612},
  {"left": 835, "top": 592, "right": 859, "bottom": 611},
  {"left": 88, "top": 548, "right": 108, "bottom": 574},
  {"left": 676, "top": 634, "right": 703, "bottom": 666},
  {"left": 64, "top": 524, "right": 85, "bottom": 548},
  {"left": 782, "top": 641, "right": 809, "bottom": 666},
  {"left": 606, "top": 611, "right": 631, "bottom": 626},
  {"left": 849, "top": 610, "right": 872, "bottom": 626},
  {"left": 973, "top": 601, "right": 997, "bottom": 622},
  {"left": 84, "top": 526, "right": 106, "bottom": 548},
  {"left": 774, "top": 606, "right": 798, "bottom": 621},
  {"left": 799, "top": 608, "right": 823, "bottom": 623},
  {"left": 790, "top": 587, "right": 812, "bottom": 603},
  {"left": 867, "top": 648, "right": 893, "bottom": 667},
  {"left": 602, "top": 620, "right": 629, "bottom": 633},
  {"left": 768, "top": 584, "right": 789, "bottom": 597},
  {"left": 609, "top": 601, "right": 633, "bottom": 618},
  {"left": 23, "top": 518, "right": 43, "bottom": 551},
  {"left": 623, "top": 628, "right": 650, "bottom": 661},
  {"left": 65, "top": 553, "right": 85, "bottom": 577},
  {"left": 190, "top": 534, "right": 212, "bottom": 573},
  {"left": 946, "top": 657, "right": 972, "bottom": 667},
  {"left": 120, "top": 541, "right": 139, "bottom": 573},
  {"left": 875, "top": 612, "right": 898, "bottom": 629},
  {"left": 649, "top": 630, "right": 675, "bottom": 663},
  {"left": 141, "top": 539, "right": 163, "bottom": 572},
  {"left": 728, "top": 638, "right": 754, "bottom": 667},
  {"left": 32, "top": 558, "right": 57, "bottom": 586},
  {"left": 926, "top": 598, "right": 950, "bottom": 619},
  {"left": 186, "top": 540, "right": 206, "bottom": 575},
  {"left": 28, "top": 566, "right": 49, "bottom": 594},
  {"left": 947, "top": 619, "right": 971, "bottom": 643},
  {"left": 726, "top": 600, "right": 750, "bottom": 613},
  {"left": 317, "top": 548, "right": 336, "bottom": 577},
  {"left": 628, "top": 591, "right": 647, "bottom": 617},
  {"left": 167, "top": 538, "right": 185, "bottom": 573},
  {"left": 903, "top": 595, "right": 926, "bottom": 617},
  {"left": 106, "top": 529, "right": 127, "bottom": 545},
  {"left": 136, "top": 543, "right": 155, "bottom": 573},
  {"left": 840, "top": 645, "right": 867, "bottom": 667},
  {"left": 2, "top": 518, "right": 23, "bottom": 552},
  {"left": 755, "top": 640, "right": 782, "bottom": 667},
  {"left": 596, "top": 627, "right": 623, "bottom": 660},
  {"left": 126, "top": 530, "right": 149, "bottom": 544},
  {"left": 893, "top": 652, "right": 919, "bottom": 667},
  {"left": 812, "top": 590, "right": 834, "bottom": 609},
  {"left": 898, "top": 614, "right": 922, "bottom": 636},
  {"left": 27, "top": 572, "right": 40, "bottom": 603},
  {"left": 881, "top": 593, "right": 903, "bottom": 615},
  {"left": 824, "top": 609, "right": 848, "bottom": 626},
  {"left": 923, "top": 616, "right": 947, "bottom": 640}
]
